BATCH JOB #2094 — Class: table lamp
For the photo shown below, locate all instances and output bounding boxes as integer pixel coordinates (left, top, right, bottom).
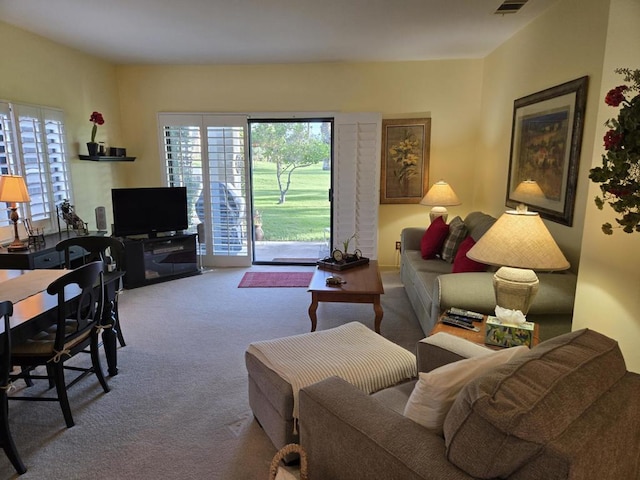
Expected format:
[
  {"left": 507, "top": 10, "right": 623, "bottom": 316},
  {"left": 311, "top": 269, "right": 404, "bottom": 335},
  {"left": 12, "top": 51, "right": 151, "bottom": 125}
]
[
  {"left": 0, "top": 174, "right": 31, "bottom": 251},
  {"left": 466, "top": 209, "right": 569, "bottom": 315},
  {"left": 420, "top": 180, "right": 461, "bottom": 223},
  {"left": 512, "top": 179, "right": 545, "bottom": 212}
]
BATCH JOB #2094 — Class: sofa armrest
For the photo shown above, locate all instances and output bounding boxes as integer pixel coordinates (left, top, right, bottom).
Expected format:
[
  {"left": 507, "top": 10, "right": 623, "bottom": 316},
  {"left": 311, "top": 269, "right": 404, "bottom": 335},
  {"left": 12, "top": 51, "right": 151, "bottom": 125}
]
[
  {"left": 401, "top": 227, "right": 425, "bottom": 253},
  {"left": 433, "top": 271, "right": 577, "bottom": 319},
  {"left": 299, "top": 376, "right": 474, "bottom": 480},
  {"left": 416, "top": 332, "right": 494, "bottom": 373}
]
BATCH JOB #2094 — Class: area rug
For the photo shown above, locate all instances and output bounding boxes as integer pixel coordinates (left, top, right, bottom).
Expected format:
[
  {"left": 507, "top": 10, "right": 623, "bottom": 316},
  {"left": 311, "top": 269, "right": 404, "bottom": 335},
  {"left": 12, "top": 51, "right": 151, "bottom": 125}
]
[{"left": 238, "top": 271, "right": 313, "bottom": 288}]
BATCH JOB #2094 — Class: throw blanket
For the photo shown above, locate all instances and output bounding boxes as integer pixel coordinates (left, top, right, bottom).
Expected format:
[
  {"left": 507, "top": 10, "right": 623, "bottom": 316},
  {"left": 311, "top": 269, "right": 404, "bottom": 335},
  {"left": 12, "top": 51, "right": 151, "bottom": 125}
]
[{"left": 247, "top": 322, "right": 417, "bottom": 422}]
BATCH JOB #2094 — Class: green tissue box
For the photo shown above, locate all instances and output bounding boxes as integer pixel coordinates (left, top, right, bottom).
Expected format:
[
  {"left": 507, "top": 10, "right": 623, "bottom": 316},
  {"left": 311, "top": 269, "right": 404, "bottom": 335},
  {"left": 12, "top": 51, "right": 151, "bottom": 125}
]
[{"left": 485, "top": 316, "right": 535, "bottom": 348}]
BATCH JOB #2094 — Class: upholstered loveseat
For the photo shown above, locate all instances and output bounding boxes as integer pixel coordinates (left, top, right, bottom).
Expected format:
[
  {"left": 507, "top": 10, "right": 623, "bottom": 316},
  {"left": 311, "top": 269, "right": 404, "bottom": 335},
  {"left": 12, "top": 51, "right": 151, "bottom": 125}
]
[
  {"left": 299, "top": 329, "right": 640, "bottom": 479},
  {"left": 400, "top": 211, "right": 577, "bottom": 340}
]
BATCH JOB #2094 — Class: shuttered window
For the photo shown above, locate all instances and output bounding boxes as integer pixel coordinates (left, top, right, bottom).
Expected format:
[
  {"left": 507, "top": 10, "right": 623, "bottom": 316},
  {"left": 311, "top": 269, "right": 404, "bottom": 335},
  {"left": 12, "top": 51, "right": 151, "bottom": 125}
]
[
  {"left": 158, "top": 113, "right": 250, "bottom": 267},
  {"left": 0, "top": 101, "right": 72, "bottom": 233}
]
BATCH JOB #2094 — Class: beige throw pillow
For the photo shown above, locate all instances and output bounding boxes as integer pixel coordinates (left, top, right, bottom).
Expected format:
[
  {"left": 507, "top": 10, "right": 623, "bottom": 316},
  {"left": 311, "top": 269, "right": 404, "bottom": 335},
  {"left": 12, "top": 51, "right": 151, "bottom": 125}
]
[{"left": 403, "top": 345, "right": 527, "bottom": 435}]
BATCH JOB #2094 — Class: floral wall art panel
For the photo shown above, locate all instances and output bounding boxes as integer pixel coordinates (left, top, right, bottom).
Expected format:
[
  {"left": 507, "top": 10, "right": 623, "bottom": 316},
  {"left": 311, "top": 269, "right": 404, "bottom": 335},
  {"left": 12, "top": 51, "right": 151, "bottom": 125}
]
[{"left": 380, "top": 118, "right": 431, "bottom": 204}]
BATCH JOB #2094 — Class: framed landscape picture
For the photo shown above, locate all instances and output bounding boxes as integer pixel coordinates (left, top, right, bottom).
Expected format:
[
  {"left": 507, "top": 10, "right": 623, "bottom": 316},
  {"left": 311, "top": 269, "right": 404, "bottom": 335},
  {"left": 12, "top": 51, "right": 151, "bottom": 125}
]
[
  {"left": 380, "top": 118, "right": 431, "bottom": 204},
  {"left": 506, "top": 76, "right": 588, "bottom": 226}
]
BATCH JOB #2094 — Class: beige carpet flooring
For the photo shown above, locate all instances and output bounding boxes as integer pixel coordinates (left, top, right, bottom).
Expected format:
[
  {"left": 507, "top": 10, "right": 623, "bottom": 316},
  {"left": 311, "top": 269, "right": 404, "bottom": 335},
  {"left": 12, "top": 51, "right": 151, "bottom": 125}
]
[{"left": 1, "top": 266, "right": 423, "bottom": 480}]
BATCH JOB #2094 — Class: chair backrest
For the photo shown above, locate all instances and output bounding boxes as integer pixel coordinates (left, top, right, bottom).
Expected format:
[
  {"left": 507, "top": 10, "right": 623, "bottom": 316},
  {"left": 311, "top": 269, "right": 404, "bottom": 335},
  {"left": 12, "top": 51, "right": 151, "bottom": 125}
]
[
  {"left": 46, "top": 261, "right": 104, "bottom": 351},
  {"left": 0, "top": 301, "right": 13, "bottom": 389},
  {"left": 55, "top": 236, "right": 125, "bottom": 271}
]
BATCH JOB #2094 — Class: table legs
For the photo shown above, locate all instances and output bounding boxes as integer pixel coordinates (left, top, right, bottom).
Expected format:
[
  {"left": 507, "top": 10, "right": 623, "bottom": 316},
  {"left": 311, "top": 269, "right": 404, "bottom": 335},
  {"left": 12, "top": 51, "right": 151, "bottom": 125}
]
[
  {"left": 309, "top": 293, "right": 319, "bottom": 332},
  {"left": 308, "top": 292, "right": 383, "bottom": 334},
  {"left": 373, "top": 297, "right": 383, "bottom": 334}
]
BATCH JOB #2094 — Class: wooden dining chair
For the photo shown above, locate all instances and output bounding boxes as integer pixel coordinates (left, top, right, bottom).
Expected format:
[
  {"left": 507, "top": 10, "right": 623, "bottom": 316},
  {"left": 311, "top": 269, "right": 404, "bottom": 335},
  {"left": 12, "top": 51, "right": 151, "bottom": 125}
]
[
  {"left": 0, "top": 301, "right": 27, "bottom": 474},
  {"left": 55, "top": 236, "right": 127, "bottom": 347},
  {"left": 9, "top": 262, "right": 110, "bottom": 428}
]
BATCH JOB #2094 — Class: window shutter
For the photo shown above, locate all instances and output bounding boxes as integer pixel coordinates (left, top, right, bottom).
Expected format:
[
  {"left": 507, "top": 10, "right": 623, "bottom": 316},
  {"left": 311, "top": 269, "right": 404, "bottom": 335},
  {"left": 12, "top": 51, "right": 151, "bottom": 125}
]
[{"left": 334, "top": 113, "right": 381, "bottom": 259}]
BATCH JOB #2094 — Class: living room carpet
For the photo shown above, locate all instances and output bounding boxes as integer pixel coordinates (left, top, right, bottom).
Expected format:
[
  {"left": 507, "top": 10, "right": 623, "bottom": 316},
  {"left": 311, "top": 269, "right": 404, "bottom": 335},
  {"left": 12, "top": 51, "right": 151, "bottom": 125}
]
[
  {"left": 238, "top": 271, "right": 313, "bottom": 288},
  {"left": 1, "top": 266, "right": 423, "bottom": 479}
]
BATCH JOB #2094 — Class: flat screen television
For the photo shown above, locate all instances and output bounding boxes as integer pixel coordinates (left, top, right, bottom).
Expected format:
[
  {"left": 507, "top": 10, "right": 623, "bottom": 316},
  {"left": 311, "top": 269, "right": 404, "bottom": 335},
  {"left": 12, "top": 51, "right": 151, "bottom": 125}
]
[{"left": 111, "top": 187, "right": 188, "bottom": 238}]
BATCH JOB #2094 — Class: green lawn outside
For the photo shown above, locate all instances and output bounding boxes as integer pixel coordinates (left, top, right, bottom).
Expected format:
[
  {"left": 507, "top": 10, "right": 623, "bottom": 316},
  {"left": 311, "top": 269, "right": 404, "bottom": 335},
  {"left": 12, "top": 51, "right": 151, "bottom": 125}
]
[{"left": 252, "top": 160, "right": 330, "bottom": 241}]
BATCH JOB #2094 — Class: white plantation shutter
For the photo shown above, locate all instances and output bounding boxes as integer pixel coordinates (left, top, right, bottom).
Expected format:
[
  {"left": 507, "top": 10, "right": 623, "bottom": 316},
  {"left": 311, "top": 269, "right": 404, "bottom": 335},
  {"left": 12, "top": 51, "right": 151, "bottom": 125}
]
[
  {"left": 158, "top": 113, "right": 250, "bottom": 267},
  {"left": 334, "top": 113, "right": 381, "bottom": 259},
  {"left": 0, "top": 101, "right": 71, "bottom": 232}
]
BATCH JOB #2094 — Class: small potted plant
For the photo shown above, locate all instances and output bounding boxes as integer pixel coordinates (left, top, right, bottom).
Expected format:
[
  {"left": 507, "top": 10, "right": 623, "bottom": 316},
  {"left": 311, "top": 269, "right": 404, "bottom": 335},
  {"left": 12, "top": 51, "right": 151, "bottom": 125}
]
[{"left": 87, "top": 111, "right": 104, "bottom": 156}]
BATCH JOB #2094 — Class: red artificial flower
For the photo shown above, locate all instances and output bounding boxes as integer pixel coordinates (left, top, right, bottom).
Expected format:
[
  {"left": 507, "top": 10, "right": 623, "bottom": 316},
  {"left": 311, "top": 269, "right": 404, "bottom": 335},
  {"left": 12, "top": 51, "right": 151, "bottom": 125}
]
[
  {"left": 603, "top": 129, "right": 623, "bottom": 150},
  {"left": 90, "top": 111, "right": 105, "bottom": 125},
  {"left": 604, "top": 85, "right": 629, "bottom": 107}
]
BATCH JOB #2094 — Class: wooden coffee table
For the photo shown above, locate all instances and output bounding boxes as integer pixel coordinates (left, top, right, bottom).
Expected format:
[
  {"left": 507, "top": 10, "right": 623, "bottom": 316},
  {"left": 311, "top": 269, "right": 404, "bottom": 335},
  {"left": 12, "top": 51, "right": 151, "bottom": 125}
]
[{"left": 308, "top": 260, "right": 384, "bottom": 333}]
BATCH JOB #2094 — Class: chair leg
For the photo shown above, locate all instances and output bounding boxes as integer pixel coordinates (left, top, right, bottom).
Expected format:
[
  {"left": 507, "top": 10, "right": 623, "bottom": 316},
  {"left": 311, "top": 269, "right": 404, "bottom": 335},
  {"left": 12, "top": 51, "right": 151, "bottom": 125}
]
[
  {"left": 114, "top": 299, "right": 126, "bottom": 347},
  {"left": 20, "top": 367, "right": 34, "bottom": 388},
  {"left": 91, "top": 335, "right": 110, "bottom": 394},
  {"left": 1, "top": 393, "right": 27, "bottom": 474},
  {"left": 52, "top": 363, "right": 74, "bottom": 428}
]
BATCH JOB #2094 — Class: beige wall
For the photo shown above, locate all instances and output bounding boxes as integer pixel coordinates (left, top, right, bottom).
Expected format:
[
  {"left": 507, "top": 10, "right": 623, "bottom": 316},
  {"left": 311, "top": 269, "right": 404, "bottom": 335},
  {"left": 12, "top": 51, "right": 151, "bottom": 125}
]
[
  {"left": 0, "top": 21, "right": 125, "bottom": 230},
  {"left": 477, "top": 0, "right": 610, "bottom": 270},
  {"left": 573, "top": 0, "right": 640, "bottom": 372},
  {"left": 116, "top": 61, "right": 484, "bottom": 267}
]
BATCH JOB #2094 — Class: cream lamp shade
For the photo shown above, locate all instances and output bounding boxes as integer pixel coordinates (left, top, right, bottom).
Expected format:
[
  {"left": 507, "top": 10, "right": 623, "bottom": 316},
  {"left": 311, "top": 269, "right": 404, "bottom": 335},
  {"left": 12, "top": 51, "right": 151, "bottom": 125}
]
[
  {"left": 0, "top": 174, "right": 31, "bottom": 251},
  {"left": 513, "top": 179, "right": 545, "bottom": 212},
  {"left": 466, "top": 210, "right": 569, "bottom": 315},
  {"left": 420, "top": 181, "right": 461, "bottom": 223}
]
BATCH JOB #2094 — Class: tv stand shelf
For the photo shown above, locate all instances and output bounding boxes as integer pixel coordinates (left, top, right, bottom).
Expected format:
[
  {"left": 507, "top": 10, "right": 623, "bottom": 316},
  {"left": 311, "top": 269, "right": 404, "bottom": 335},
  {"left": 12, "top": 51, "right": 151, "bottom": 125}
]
[{"left": 122, "top": 234, "right": 199, "bottom": 288}]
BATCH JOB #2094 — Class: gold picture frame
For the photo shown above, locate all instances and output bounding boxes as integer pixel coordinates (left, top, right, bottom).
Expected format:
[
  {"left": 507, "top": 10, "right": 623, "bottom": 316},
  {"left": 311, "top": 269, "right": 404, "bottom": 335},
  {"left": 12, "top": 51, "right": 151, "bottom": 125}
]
[{"left": 380, "top": 118, "right": 431, "bottom": 204}]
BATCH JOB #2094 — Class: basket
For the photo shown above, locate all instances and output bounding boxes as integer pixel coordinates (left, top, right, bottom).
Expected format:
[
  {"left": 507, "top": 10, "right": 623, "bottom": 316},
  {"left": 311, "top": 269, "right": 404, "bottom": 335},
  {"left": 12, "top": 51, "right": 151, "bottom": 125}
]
[{"left": 269, "top": 443, "right": 308, "bottom": 480}]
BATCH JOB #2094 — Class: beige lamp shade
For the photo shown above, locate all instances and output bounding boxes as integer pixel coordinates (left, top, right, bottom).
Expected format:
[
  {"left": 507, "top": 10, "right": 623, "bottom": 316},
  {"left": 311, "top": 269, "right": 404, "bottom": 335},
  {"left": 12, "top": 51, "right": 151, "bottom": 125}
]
[
  {"left": 420, "top": 181, "right": 461, "bottom": 223},
  {"left": 0, "top": 175, "right": 31, "bottom": 204},
  {"left": 466, "top": 210, "right": 569, "bottom": 315},
  {"left": 466, "top": 210, "right": 569, "bottom": 271},
  {"left": 0, "top": 175, "right": 31, "bottom": 252},
  {"left": 513, "top": 179, "right": 545, "bottom": 212}
]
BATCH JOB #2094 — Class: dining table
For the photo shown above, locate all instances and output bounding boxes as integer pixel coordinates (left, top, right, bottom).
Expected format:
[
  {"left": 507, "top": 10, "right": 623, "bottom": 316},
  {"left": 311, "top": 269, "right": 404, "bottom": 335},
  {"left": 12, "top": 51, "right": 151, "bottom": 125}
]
[{"left": 0, "top": 268, "right": 124, "bottom": 376}]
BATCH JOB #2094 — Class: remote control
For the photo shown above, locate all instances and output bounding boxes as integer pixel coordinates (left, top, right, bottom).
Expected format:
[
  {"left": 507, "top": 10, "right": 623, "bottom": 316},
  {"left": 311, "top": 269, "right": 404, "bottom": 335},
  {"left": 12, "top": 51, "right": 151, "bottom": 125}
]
[
  {"left": 448, "top": 307, "right": 484, "bottom": 321},
  {"left": 441, "top": 316, "right": 480, "bottom": 332},
  {"left": 445, "top": 313, "right": 474, "bottom": 325}
]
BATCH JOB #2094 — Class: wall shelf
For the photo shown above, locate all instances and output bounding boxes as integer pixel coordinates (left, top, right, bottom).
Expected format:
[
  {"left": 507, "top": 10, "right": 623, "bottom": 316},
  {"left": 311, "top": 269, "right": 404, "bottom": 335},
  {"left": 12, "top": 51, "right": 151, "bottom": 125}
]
[{"left": 79, "top": 155, "right": 136, "bottom": 162}]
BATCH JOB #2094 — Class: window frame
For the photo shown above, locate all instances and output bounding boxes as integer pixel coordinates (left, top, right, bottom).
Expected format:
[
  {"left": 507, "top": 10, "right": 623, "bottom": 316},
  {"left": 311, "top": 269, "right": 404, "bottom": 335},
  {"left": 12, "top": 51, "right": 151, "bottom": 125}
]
[{"left": 0, "top": 100, "right": 73, "bottom": 241}]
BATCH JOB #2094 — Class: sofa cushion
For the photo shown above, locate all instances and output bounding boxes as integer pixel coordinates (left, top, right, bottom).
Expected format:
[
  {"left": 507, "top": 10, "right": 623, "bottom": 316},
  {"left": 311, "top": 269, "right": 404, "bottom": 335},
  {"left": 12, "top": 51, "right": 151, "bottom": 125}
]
[
  {"left": 443, "top": 329, "right": 628, "bottom": 479},
  {"left": 420, "top": 216, "right": 449, "bottom": 259},
  {"left": 463, "top": 211, "right": 497, "bottom": 242},
  {"left": 403, "top": 345, "right": 527, "bottom": 436},
  {"left": 441, "top": 216, "right": 467, "bottom": 263},
  {"left": 452, "top": 236, "right": 488, "bottom": 273}
]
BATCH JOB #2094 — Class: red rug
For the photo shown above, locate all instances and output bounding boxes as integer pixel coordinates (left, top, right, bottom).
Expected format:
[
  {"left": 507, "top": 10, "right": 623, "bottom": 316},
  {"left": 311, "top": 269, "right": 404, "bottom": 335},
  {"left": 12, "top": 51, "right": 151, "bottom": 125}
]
[{"left": 238, "top": 272, "right": 313, "bottom": 288}]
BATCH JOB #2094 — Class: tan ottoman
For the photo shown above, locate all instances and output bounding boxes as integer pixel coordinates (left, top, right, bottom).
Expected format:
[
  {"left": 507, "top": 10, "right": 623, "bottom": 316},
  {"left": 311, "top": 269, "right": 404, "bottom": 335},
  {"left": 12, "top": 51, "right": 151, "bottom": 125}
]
[{"left": 245, "top": 322, "right": 417, "bottom": 450}]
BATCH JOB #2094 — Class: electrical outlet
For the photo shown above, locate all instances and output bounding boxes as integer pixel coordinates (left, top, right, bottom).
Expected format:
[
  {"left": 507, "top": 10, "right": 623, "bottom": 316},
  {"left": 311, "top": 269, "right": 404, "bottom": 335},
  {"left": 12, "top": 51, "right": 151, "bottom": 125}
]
[{"left": 395, "top": 241, "right": 401, "bottom": 251}]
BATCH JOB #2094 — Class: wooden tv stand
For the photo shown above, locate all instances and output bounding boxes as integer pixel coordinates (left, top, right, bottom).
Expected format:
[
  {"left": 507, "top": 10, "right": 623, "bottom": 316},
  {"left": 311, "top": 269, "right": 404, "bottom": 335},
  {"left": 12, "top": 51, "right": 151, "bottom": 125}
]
[{"left": 121, "top": 233, "right": 199, "bottom": 288}]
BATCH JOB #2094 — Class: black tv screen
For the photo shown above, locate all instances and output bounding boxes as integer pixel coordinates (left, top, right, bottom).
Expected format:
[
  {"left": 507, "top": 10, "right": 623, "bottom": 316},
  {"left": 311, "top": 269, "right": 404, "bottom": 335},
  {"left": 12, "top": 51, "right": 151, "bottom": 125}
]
[{"left": 111, "top": 187, "right": 188, "bottom": 237}]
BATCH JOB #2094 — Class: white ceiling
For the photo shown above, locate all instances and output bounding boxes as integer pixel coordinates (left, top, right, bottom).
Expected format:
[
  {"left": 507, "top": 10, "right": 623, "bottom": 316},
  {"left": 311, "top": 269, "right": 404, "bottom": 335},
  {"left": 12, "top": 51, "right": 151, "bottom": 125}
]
[{"left": 0, "top": 0, "right": 559, "bottom": 65}]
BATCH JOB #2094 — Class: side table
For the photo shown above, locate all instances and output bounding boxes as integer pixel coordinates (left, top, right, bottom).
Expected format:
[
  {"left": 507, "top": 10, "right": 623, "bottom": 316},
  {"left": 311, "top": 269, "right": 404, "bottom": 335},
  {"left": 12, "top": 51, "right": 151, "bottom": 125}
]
[{"left": 430, "top": 313, "right": 540, "bottom": 349}]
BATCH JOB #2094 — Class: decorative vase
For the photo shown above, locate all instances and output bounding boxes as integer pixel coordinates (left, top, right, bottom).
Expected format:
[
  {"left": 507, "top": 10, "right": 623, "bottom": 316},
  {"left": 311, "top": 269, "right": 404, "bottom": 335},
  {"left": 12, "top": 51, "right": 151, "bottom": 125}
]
[{"left": 87, "top": 142, "right": 99, "bottom": 156}]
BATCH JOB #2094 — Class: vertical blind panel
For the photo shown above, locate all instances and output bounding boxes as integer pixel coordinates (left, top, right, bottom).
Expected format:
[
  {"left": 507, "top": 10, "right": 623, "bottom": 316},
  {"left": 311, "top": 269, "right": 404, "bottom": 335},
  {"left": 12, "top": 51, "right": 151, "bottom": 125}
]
[{"left": 17, "top": 111, "right": 49, "bottom": 222}]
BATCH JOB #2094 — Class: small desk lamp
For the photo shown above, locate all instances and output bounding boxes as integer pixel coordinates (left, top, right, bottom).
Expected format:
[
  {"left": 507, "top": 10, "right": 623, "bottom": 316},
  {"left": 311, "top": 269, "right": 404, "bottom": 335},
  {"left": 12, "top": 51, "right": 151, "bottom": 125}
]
[
  {"left": 420, "top": 180, "right": 461, "bottom": 223},
  {"left": 466, "top": 210, "right": 569, "bottom": 315},
  {"left": 0, "top": 175, "right": 31, "bottom": 251}
]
